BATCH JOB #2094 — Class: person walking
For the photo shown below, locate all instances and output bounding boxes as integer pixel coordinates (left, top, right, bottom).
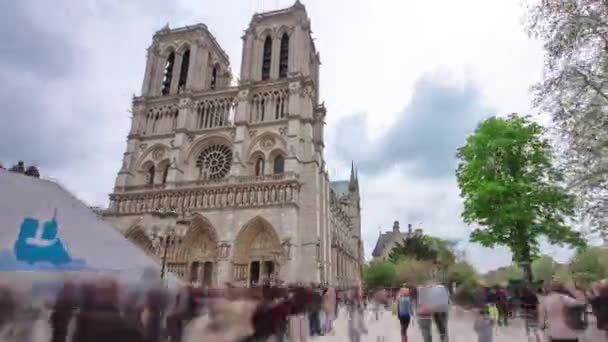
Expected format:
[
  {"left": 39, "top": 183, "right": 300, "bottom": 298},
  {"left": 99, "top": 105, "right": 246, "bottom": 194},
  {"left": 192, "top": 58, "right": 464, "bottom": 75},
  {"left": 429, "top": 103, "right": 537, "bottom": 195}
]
[
  {"left": 347, "top": 288, "right": 367, "bottom": 342},
  {"left": 416, "top": 283, "right": 449, "bottom": 342},
  {"left": 539, "top": 280, "right": 586, "bottom": 342},
  {"left": 473, "top": 306, "right": 494, "bottom": 342},
  {"left": 321, "top": 286, "right": 336, "bottom": 334},
  {"left": 397, "top": 287, "right": 413, "bottom": 342}
]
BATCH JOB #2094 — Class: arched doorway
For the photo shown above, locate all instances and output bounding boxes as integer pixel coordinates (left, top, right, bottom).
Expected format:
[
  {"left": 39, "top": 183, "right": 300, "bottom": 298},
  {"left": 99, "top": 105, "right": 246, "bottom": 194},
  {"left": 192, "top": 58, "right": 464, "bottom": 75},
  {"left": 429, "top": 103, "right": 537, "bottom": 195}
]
[
  {"left": 233, "top": 216, "right": 282, "bottom": 286},
  {"left": 125, "top": 217, "right": 219, "bottom": 286},
  {"left": 125, "top": 226, "right": 155, "bottom": 255},
  {"left": 180, "top": 215, "right": 219, "bottom": 287}
]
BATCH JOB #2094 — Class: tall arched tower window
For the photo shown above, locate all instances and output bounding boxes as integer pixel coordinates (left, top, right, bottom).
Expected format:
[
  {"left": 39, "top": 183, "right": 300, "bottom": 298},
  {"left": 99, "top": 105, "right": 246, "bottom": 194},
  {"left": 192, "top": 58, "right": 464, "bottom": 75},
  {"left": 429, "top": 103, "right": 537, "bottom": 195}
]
[
  {"left": 261, "top": 36, "right": 272, "bottom": 80},
  {"left": 210, "top": 64, "right": 218, "bottom": 90},
  {"left": 178, "top": 49, "right": 190, "bottom": 90},
  {"left": 147, "top": 165, "right": 155, "bottom": 185},
  {"left": 161, "top": 52, "right": 175, "bottom": 96},
  {"left": 273, "top": 155, "right": 284, "bottom": 174},
  {"left": 255, "top": 158, "right": 265, "bottom": 176},
  {"left": 161, "top": 164, "right": 170, "bottom": 184},
  {"left": 279, "top": 33, "right": 289, "bottom": 78}
]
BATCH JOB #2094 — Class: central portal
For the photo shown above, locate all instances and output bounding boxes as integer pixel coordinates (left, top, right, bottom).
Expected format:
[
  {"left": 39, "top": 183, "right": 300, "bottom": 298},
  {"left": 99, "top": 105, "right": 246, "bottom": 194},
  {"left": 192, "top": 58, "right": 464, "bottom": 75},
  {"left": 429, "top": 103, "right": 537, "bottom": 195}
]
[
  {"left": 248, "top": 260, "right": 276, "bottom": 286},
  {"left": 233, "top": 216, "right": 283, "bottom": 287}
]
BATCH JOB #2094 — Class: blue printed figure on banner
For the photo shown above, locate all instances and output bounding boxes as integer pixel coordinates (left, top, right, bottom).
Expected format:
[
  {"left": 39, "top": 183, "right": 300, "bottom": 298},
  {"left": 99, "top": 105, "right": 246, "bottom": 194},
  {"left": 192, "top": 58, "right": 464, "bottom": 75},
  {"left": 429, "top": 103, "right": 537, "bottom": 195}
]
[
  {"left": 14, "top": 210, "right": 72, "bottom": 265},
  {"left": 0, "top": 209, "right": 88, "bottom": 271}
]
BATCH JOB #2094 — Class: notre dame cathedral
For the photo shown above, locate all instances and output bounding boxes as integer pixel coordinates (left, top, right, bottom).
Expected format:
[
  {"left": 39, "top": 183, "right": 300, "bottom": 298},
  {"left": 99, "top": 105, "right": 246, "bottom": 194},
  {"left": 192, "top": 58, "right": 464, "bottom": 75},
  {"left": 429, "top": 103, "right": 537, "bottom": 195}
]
[{"left": 103, "top": 1, "right": 363, "bottom": 288}]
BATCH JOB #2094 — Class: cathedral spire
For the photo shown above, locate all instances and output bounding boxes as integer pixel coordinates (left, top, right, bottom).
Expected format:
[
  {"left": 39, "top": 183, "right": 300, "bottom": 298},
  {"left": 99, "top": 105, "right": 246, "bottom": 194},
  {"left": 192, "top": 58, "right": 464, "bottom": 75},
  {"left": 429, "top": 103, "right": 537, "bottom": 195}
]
[{"left": 349, "top": 161, "right": 357, "bottom": 190}]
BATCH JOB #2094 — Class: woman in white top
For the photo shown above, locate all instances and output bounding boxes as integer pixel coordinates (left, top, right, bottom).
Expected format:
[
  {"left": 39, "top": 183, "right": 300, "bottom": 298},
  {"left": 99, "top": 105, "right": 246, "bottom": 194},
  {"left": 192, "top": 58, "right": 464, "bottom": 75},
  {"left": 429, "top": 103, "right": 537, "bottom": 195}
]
[{"left": 538, "top": 281, "right": 585, "bottom": 342}]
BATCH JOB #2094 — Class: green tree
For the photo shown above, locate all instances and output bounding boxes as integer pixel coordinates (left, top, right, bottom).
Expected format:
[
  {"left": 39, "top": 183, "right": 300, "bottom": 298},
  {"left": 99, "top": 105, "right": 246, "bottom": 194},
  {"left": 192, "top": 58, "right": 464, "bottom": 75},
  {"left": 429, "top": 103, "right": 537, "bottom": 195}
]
[
  {"left": 447, "top": 261, "right": 478, "bottom": 289},
  {"left": 363, "top": 260, "right": 397, "bottom": 289},
  {"left": 395, "top": 258, "right": 436, "bottom": 286},
  {"left": 532, "top": 255, "right": 558, "bottom": 284},
  {"left": 492, "top": 265, "right": 524, "bottom": 286},
  {"left": 554, "top": 265, "right": 574, "bottom": 285},
  {"left": 526, "top": 1, "right": 608, "bottom": 239},
  {"left": 388, "top": 234, "right": 438, "bottom": 263},
  {"left": 456, "top": 114, "right": 586, "bottom": 282},
  {"left": 570, "top": 248, "right": 607, "bottom": 288},
  {"left": 429, "top": 237, "right": 458, "bottom": 268}
]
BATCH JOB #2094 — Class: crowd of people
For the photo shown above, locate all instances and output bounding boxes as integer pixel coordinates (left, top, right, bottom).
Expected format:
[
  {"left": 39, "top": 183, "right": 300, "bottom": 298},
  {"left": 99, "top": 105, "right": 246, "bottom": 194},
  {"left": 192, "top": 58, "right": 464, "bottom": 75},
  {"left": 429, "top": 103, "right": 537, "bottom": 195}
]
[
  {"left": 376, "top": 279, "right": 608, "bottom": 342},
  {"left": 0, "top": 276, "right": 369, "bottom": 342},
  {"left": 1, "top": 275, "right": 607, "bottom": 342}
]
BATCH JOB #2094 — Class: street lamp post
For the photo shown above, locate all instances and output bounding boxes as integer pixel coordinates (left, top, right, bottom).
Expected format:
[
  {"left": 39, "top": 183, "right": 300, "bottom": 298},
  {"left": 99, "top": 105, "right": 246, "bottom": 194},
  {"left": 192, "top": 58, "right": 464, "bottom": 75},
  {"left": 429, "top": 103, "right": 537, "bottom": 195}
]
[
  {"left": 156, "top": 230, "right": 181, "bottom": 280},
  {"left": 145, "top": 209, "right": 180, "bottom": 280}
]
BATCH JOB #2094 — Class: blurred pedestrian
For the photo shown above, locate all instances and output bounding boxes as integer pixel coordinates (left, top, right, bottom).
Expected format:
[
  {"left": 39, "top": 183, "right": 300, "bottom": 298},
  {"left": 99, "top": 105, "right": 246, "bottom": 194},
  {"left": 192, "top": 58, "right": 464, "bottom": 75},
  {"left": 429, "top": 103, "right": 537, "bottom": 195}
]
[
  {"left": 473, "top": 306, "right": 494, "bottom": 342},
  {"left": 397, "top": 287, "right": 413, "bottom": 342}
]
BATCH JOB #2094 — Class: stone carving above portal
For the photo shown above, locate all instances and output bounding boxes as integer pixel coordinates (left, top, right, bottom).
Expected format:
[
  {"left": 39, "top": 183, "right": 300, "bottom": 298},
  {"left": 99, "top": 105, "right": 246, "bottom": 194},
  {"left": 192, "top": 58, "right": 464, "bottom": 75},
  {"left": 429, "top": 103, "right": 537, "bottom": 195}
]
[
  {"left": 251, "top": 231, "right": 273, "bottom": 251},
  {"left": 152, "top": 147, "right": 165, "bottom": 161},
  {"left": 139, "top": 144, "right": 148, "bottom": 152},
  {"left": 278, "top": 126, "right": 288, "bottom": 136},
  {"left": 249, "top": 130, "right": 257, "bottom": 138},
  {"left": 261, "top": 137, "right": 276, "bottom": 151}
]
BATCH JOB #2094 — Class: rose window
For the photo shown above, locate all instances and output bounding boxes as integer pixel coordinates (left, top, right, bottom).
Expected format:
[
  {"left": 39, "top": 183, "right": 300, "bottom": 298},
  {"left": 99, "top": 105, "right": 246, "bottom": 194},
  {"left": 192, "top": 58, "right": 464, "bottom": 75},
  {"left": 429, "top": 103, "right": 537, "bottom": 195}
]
[{"left": 195, "top": 144, "right": 232, "bottom": 180}]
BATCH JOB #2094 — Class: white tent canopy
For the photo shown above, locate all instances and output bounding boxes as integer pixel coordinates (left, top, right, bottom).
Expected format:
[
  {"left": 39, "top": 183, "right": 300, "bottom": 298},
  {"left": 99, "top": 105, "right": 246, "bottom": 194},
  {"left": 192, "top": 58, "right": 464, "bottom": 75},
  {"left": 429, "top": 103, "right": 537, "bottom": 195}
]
[{"left": 0, "top": 170, "right": 182, "bottom": 289}]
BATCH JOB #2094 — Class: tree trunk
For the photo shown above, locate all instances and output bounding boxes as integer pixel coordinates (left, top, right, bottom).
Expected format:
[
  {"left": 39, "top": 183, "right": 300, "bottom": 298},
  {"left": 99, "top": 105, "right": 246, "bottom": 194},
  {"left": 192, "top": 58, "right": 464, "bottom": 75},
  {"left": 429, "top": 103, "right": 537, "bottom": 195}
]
[{"left": 521, "top": 243, "right": 533, "bottom": 284}]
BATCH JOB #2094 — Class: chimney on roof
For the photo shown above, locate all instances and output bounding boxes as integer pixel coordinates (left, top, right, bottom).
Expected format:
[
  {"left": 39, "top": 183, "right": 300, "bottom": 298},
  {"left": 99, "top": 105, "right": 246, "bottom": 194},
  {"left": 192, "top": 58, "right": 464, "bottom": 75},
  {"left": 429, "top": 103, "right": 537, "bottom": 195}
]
[
  {"left": 10, "top": 161, "right": 25, "bottom": 173},
  {"left": 393, "top": 220, "right": 400, "bottom": 233},
  {"left": 25, "top": 166, "right": 40, "bottom": 178}
]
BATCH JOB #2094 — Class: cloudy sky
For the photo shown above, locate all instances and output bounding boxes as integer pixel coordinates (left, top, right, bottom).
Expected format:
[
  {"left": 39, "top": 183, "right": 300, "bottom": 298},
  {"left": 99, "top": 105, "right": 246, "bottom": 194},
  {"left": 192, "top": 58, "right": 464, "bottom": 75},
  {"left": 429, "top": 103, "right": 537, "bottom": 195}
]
[{"left": 1, "top": 0, "right": 575, "bottom": 271}]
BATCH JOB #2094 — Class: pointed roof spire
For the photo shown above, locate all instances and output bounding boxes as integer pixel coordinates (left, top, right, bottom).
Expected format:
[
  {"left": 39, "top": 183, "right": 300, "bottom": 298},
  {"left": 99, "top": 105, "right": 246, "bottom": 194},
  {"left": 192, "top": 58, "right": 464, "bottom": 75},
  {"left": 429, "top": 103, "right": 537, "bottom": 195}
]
[{"left": 349, "top": 161, "right": 357, "bottom": 190}]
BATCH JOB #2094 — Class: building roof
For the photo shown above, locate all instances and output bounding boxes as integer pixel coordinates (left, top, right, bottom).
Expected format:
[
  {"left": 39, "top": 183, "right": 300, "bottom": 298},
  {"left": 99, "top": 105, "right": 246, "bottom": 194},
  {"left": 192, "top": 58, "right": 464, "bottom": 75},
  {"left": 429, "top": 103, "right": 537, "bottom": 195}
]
[
  {"left": 329, "top": 181, "right": 350, "bottom": 198},
  {"left": 371, "top": 230, "right": 409, "bottom": 257}
]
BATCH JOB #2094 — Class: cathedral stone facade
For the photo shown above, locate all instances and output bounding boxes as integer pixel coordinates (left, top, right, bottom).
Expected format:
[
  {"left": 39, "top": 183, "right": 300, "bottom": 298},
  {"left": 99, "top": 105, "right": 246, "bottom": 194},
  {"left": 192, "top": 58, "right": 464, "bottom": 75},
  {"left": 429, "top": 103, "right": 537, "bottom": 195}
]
[{"left": 103, "top": 2, "right": 363, "bottom": 288}]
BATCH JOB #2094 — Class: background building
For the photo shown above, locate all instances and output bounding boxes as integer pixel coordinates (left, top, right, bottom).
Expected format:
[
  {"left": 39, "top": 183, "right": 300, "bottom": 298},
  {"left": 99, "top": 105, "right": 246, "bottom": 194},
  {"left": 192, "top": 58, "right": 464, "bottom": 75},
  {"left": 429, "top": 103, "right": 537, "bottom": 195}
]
[
  {"left": 103, "top": 2, "right": 363, "bottom": 288},
  {"left": 371, "top": 221, "right": 422, "bottom": 260}
]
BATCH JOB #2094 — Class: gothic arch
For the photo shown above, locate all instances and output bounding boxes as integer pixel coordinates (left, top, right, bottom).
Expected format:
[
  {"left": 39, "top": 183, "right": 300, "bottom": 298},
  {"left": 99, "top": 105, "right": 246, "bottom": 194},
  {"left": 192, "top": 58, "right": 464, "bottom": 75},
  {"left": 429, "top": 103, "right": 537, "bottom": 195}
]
[
  {"left": 125, "top": 226, "right": 155, "bottom": 255},
  {"left": 161, "top": 45, "right": 177, "bottom": 58},
  {"left": 269, "top": 149, "right": 286, "bottom": 174},
  {"left": 275, "top": 25, "right": 293, "bottom": 39},
  {"left": 176, "top": 42, "right": 191, "bottom": 54},
  {"left": 157, "top": 159, "right": 171, "bottom": 184},
  {"left": 257, "top": 28, "right": 275, "bottom": 41},
  {"left": 135, "top": 143, "right": 170, "bottom": 170},
  {"left": 181, "top": 134, "right": 234, "bottom": 166},
  {"left": 246, "top": 132, "right": 286, "bottom": 159},
  {"left": 268, "top": 148, "right": 286, "bottom": 160},
  {"left": 180, "top": 215, "right": 219, "bottom": 260},
  {"left": 233, "top": 216, "right": 282, "bottom": 264}
]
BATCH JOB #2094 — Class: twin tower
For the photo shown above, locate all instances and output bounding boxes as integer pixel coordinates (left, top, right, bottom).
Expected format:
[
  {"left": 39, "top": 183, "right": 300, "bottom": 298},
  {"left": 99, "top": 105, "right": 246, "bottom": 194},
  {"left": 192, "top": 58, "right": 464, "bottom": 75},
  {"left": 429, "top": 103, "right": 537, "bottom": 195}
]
[{"left": 104, "top": 2, "right": 363, "bottom": 288}]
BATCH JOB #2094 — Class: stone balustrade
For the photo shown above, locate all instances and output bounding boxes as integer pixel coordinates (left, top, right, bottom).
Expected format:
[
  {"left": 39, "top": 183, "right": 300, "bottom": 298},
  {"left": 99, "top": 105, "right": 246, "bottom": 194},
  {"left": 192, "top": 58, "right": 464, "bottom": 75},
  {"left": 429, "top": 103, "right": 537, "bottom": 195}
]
[{"left": 108, "top": 173, "right": 300, "bottom": 215}]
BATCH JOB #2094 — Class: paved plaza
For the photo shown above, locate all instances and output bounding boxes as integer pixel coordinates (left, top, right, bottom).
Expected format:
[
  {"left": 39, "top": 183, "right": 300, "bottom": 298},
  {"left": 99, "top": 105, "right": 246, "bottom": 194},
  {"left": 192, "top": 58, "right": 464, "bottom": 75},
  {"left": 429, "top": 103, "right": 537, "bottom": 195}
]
[{"left": 318, "top": 307, "right": 605, "bottom": 342}]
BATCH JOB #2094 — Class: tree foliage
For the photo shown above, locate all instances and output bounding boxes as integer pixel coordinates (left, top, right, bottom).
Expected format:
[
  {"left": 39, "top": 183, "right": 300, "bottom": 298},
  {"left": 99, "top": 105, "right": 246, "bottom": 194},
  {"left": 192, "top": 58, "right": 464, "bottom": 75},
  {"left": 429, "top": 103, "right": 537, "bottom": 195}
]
[
  {"left": 388, "top": 233, "right": 439, "bottom": 263},
  {"left": 569, "top": 247, "right": 607, "bottom": 287},
  {"left": 532, "top": 255, "right": 558, "bottom": 283},
  {"left": 447, "top": 261, "right": 478, "bottom": 288},
  {"left": 526, "top": 0, "right": 608, "bottom": 239},
  {"left": 363, "top": 260, "right": 397, "bottom": 289},
  {"left": 456, "top": 114, "right": 586, "bottom": 281},
  {"left": 395, "top": 258, "right": 436, "bottom": 287},
  {"left": 484, "top": 264, "right": 524, "bottom": 286}
]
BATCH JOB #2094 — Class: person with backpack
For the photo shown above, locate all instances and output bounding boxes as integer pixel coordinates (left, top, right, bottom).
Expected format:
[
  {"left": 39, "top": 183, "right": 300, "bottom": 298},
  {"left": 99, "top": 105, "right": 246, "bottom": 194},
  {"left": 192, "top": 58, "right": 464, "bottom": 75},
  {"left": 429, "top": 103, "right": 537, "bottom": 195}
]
[
  {"left": 539, "top": 280, "right": 587, "bottom": 342},
  {"left": 397, "top": 287, "right": 413, "bottom": 342}
]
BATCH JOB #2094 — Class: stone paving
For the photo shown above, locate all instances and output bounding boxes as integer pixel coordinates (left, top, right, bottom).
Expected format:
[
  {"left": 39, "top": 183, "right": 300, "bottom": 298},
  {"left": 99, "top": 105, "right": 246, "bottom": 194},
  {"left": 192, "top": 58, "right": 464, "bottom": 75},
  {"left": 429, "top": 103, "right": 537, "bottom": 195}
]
[{"left": 317, "top": 307, "right": 606, "bottom": 342}]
